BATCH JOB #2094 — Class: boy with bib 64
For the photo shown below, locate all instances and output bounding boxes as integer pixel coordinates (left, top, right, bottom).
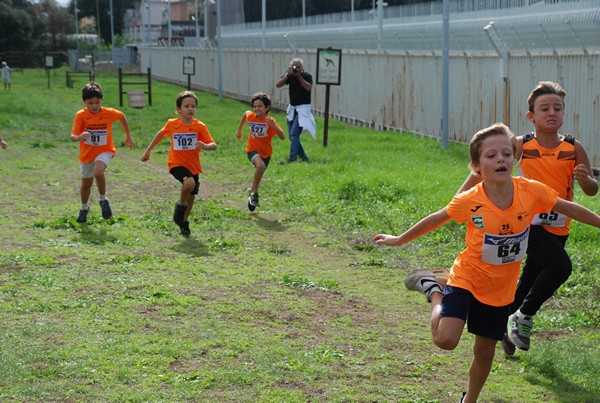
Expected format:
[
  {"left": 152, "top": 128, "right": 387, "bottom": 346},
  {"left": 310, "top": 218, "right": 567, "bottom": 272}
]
[{"left": 373, "top": 123, "right": 600, "bottom": 403}]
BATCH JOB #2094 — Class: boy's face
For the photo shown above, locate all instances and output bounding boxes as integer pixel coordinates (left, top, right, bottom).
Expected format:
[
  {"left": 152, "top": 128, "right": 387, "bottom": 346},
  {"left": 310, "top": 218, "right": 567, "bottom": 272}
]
[
  {"left": 177, "top": 96, "right": 197, "bottom": 119},
  {"left": 527, "top": 94, "right": 564, "bottom": 133},
  {"left": 252, "top": 99, "right": 268, "bottom": 118},
  {"left": 473, "top": 134, "right": 514, "bottom": 181},
  {"left": 84, "top": 97, "right": 102, "bottom": 114}
]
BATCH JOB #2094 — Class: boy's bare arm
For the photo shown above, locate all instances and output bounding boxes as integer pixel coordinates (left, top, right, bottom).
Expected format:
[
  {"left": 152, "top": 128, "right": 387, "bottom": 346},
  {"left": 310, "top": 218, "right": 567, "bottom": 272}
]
[
  {"left": 140, "top": 131, "right": 163, "bottom": 161},
  {"left": 236, "top": 112, "right": 248, "bottom": 141},
  {"left": 373, "top": 208, "right": 451, "bottom": 247},
  {"left": 119, "top": 115, "right": 136, "bottom": 149},
  {"left": 574, "top": 141, "right": 598, "bottom": 196}
]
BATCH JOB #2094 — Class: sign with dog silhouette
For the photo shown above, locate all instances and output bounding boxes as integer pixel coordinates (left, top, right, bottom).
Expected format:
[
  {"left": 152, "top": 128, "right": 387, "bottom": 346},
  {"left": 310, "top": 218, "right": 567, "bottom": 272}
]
[{"left": 316, "top": 48, "right": 342, "bottom": 85}]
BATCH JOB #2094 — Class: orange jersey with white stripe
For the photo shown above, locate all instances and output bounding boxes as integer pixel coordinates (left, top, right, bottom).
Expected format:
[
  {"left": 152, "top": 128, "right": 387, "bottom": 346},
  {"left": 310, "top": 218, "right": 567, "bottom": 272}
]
[
  {"left": 445, "top": 177, "right": 558, "bottom": 306},
  {"left": 72, "top": 107, "right": 124, "bottom": 163},
  {"left": 159, "top": 118, "right": 215, "bottom": 174},
  {"left": 243, "top": 112, "right": 282, "bottom": 158},
  {"left": 518, "top": 133, "right": 576, "bottom": 236}
]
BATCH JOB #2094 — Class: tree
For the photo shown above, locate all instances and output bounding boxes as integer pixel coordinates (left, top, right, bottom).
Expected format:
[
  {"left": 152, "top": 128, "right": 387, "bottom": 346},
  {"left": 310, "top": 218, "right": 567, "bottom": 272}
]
[
  {"left": 73, "top": 0, "right": 136, "bottom": 47},
  {"left": 0, "top": 0, "right": 35, "bottom": 51}
]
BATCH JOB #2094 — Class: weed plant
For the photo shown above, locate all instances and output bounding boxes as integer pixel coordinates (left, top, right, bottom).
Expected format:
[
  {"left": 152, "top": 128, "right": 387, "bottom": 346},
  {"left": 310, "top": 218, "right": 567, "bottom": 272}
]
[{"left": 0, "top": 69, "right": 598, "bottom": 401}]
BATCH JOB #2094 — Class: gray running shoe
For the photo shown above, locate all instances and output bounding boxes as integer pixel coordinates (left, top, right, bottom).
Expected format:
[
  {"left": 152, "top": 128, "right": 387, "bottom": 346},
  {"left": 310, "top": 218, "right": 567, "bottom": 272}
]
[
  {"left": 404, "top": 270, "right": 444, "bottom": 302},
  {"left": 507, "top": 310, "right": 533, "bottom": 351}
]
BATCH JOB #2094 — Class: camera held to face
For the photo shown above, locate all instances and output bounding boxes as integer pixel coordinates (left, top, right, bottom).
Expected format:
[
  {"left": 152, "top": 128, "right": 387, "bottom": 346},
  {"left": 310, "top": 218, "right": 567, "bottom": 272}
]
[{"left": 291, "top": 66, "right": 299, "bottom": 73}]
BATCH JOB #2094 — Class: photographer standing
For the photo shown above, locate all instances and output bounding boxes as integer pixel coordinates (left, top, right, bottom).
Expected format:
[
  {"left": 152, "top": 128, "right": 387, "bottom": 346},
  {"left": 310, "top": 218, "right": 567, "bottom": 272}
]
[{"left": 276, "top": 58, "right": 316, "bottom": 163}]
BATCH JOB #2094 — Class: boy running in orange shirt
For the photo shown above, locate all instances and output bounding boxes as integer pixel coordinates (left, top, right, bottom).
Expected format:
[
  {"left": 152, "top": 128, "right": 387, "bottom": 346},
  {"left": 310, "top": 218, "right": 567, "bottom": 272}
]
[
  {"left": 458, "top": 82, "right": 598, "bottom": 354},
  {"left": 235, "top": 92, "right": 285, "bottom": 211},
  {"left": 70, "top": 82, "right": 136, "bottom": 223},
  {"left": 141, "top": 91, "right": 217, "bottom": 236},
  {"left": 374, "top": 123, "right": 600, "bottom": 403}
]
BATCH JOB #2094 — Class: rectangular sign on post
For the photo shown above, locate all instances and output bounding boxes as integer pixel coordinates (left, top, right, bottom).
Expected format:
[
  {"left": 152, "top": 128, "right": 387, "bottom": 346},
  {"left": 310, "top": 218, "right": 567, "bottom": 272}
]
[
  {"left": 316, "top": 48, "right": 342, "bottom": 85},
  {"left": 316, "top": 48, "right": 342, "bottom": 148},
  {"left": 183, "top": 56, "right": 196, "bottom": 90},
  {"left": 183, "top": 56, "right": 195, "bottom": 75}
]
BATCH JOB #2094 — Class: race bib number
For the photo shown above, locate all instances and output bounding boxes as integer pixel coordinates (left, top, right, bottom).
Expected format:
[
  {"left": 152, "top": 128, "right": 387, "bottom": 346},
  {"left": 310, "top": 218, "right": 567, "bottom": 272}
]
[
  {"left": 85, "top": 130, "right": 108, "bottom": 146},
  {"left": 481, "top": 227, "right": 529, "bottom": 265},
  {"left": 249, "top": 122, "right": 268, "bottom": 137},
  {"left": 531, "top": 211, "right": 567, "bottom": 227},
  {"left": 173, "top": 133, "right": 197, "bottom": 150}
]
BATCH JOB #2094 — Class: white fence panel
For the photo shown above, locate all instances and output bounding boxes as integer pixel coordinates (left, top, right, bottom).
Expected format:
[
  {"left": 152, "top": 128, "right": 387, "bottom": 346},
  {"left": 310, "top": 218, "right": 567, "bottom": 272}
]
[{"left": 140, "top": 48, "right": 600, "bottom": 169}]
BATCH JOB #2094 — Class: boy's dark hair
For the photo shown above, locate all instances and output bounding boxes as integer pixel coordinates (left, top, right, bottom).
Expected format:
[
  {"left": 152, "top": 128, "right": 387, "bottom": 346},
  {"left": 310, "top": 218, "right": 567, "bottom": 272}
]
[
  {"left": 176, "top": 90, "right": 198, "bottom": 108},
  {"left": 527, "top": 81, "right": 566, "bottom": 113},
  {"left": 251, "top": 92, "right": 271, "bottom": 111},
  {"left": 82, "top": 82, "right": 103, "bottom": 100}
]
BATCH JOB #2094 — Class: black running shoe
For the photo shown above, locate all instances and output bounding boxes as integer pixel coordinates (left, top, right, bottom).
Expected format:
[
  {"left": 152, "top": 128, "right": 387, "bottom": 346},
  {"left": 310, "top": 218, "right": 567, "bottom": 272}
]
[
  {"left": 173, "top": 201, "right": 187, "bottom": 226},
  {"left": 77, "top": 209, "right": 88, "bottom": 223},
  {"left": 99, "top": 200, "right": 112, "bottom": 219},
  {"left": 180, "top": 221, "right": 191, "bottom": 237}
]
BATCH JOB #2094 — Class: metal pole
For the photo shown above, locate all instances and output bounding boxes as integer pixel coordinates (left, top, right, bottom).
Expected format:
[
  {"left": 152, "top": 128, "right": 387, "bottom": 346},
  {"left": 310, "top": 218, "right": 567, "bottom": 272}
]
[
  {"left": 96, "top": 0, "right": 101, "bottom": 46},
  {"left": 168, "top": 0, "right": 172, "bottom": 46},
  {"left": 441, "top": 0, "right": 449, "bottom": 148},
  {"left": 302, "top": 0, "right": 306, "bottom": 25},
  {"left": 261, "top": 0, "right": 266, "bottom": 50},
  {"left": 195, "top": 0, "right": 199, "bottom": 39},
  {"left": 109, "top": 0, "right": 114, "bottom": 48},
  {"left": 217, "top": 0, "right": 223, "bottom": 99},
  {"left": 75, "top": 0, "right": 79, "bottom": 52}
]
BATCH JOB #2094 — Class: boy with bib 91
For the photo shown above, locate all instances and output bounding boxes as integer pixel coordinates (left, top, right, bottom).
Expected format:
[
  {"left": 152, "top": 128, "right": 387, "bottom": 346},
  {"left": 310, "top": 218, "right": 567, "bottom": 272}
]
[
  {"left": 235, "top": 92, "right": 285, "bottom": 211},
  {"left": 141, "top": 91, "right": 217, "bottom": 236},
  {"left": 373, "top": 123, "right": 600, "bottom": 403},
  {"left": 71, "top": 82, "right": 136, "bottom": 223}
]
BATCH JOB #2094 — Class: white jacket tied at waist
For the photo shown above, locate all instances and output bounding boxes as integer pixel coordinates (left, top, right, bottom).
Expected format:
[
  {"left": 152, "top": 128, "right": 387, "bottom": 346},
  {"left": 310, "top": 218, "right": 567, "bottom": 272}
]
[{"left": 286, "top": 104, "right": 316, "bottom": 140}]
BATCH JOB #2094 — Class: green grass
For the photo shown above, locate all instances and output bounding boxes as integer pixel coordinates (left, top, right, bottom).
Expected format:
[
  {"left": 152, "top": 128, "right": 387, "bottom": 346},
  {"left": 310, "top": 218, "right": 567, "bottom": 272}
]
[{"left": 0, "top": 68, "right": 599, "bottom": 401}]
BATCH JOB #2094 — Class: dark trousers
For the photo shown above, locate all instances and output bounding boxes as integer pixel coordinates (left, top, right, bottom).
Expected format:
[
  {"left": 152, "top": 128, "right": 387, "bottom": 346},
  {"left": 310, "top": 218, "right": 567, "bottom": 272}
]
[{"left": 512, "top": 225, "right": 571, "bottom": 316}]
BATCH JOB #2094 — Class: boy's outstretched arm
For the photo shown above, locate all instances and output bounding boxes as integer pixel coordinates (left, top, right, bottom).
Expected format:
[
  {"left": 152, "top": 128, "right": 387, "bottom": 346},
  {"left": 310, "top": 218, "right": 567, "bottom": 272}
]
[
  {"left": 140, "top": 131, "right": 163, "bottom": 162},
  {"left": 373, "top": 208, "right": 451, "bottom": 247},
  {"left": 236, "top": 111, "right": 248, "bottom": 141},
  {"left": 553, "top": 198, "right": 600, "bottom": 228},
  {"left": 119, "top": 115, "right": 136, "bottom": 149}
]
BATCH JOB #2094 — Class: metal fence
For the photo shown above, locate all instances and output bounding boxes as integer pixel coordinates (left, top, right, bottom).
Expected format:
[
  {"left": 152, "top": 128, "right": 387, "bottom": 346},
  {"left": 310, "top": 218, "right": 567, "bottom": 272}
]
[{"left": 138, "top": 0, "right": 600, "bottom": 169}]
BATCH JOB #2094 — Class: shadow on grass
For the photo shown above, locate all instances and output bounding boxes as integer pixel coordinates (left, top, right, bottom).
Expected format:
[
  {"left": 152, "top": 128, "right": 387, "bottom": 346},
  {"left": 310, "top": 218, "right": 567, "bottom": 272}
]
[
  {"left": 78, "top": 226, "right": 119, "bottom": 245},
  {"left": 253, "top": 214, "right": 287, "bottom": 232},
  {"left": 171, "top": 237, "right": 210, "bottom": 257},
  {"left": 524, "top": 360, "right": 597, "bottom": 402}
]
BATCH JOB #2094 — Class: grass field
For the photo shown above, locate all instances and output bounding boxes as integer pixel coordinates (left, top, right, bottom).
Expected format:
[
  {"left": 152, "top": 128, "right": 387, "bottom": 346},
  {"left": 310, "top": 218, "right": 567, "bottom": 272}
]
[{"left": 0, "top": 68, "right": 598, "bottom": 402}]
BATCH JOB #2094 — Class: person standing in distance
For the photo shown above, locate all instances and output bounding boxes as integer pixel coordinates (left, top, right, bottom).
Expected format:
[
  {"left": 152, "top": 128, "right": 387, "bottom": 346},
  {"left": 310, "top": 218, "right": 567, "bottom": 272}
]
[{"left": 275, "top": 58, "right": 316, "bottom": 163}]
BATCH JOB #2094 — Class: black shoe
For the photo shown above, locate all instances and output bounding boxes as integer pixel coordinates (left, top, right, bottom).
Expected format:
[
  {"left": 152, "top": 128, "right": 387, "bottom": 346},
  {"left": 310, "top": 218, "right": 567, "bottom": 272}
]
[
  {"left": 180, "top": 221, "right": 191, "bottom": 236},
  {"left": 247, "top": 192, "right": 259, "bottom": 211},
  {"left": 173, "top": 201, "right": 187, "bottom": 226},
  {"left": 77, "top": 209, "right": 88, "bottom": 223},
  {"left": 501, "top": 333, "right": 516, "bottom": 356},
  {"left": 99, "top": 200, "right": 112, "bottom": 219}
]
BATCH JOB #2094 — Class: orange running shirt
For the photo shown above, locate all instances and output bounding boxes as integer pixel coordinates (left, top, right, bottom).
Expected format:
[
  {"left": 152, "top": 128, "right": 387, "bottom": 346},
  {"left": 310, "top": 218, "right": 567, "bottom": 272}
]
[
  {"left": 243, "top": 112, "right": 282, "bottom": 158},
  {"left": 159, "top": 118, "right": 214, "bottom": 174},
  {"left": 445, "top": 177, "right": 558, "bottom": 306},
  {"left": 518, "top": 133, "right": 576, "bottom": 236},
  {"left": 72, "top": 107, "right": 124, "bottom": 163}
]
